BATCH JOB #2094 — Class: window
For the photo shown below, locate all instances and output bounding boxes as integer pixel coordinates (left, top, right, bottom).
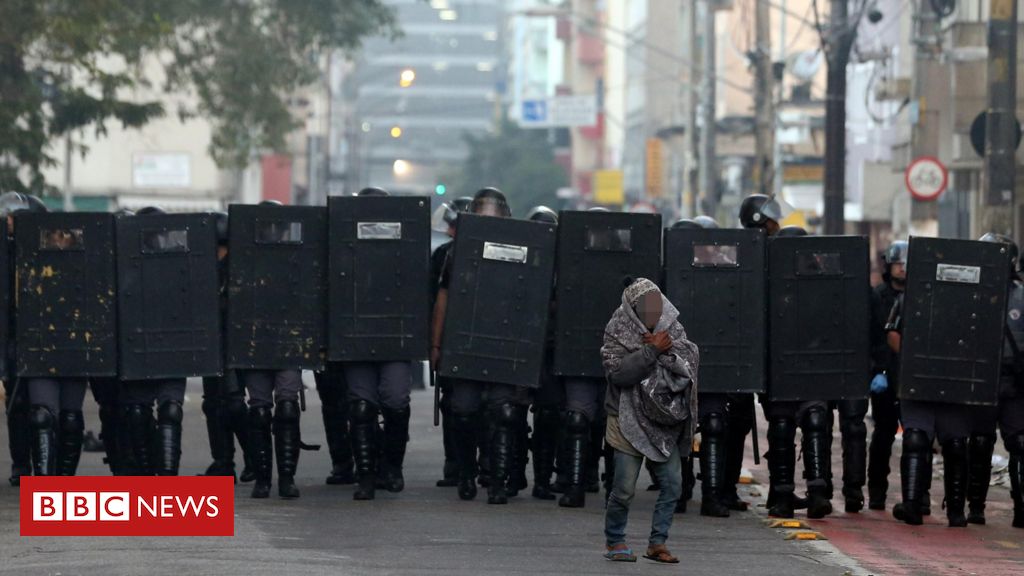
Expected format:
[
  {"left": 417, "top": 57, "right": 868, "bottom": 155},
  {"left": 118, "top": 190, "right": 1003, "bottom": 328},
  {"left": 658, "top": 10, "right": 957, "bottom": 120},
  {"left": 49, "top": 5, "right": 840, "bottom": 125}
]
[
  {"left": 141, "top": 229, "right": 188, "bottom": 253},
  {"left": 39, "top": 228, "right": 84, "bottom": 251},
  {"left": 693, "top": 244, "right": 739, "bottom": 267},
  {"left": 585, "top": 228, "right": 632, "bottom": 252},
  {"left": 255, "top": 221, "right": 303, "bottom": 244},
  {"left": 796, "top": 252, "right": 843, "bottom": 276}
]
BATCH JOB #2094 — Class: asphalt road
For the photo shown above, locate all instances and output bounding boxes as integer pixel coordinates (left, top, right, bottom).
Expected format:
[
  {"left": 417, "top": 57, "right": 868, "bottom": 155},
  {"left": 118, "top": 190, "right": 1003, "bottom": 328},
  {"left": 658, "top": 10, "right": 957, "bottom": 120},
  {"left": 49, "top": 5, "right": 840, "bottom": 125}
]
[{"left": 0, "top": 378, "right": 870, "bottom": 576}]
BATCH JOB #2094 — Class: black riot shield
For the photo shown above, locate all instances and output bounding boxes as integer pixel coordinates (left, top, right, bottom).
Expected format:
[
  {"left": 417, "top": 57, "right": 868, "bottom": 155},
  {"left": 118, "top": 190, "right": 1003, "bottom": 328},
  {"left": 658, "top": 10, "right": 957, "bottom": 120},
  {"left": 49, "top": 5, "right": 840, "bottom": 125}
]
[
  {"left": 898, "top": 237, "right": 1010, "bottom": 406},
  {"left": 554, "top": 211, "right": 662, "bottom": 378},
  {"left": 15, "top": 213, "right": 117, "bottom": 377},
  {"left": 439, "top": 214, "right": 556, "bottom": 387},
  {"left": 328, "top": 196, "right": 430, "bottom": 362},
  {"left": 226, "top": 205, "right": 327, "bottom": 371},
  {"left": 0, "top": 218, "right": 8, "bottom": 380},
  {"left": 664, "top": 227, "right": 766, "bottom": 394},
  {"left": 768, "top": 235, "right": 870, "bottom": 401},
  {"left": 116, "top": 213, "right": 221, "bottom": 380}
]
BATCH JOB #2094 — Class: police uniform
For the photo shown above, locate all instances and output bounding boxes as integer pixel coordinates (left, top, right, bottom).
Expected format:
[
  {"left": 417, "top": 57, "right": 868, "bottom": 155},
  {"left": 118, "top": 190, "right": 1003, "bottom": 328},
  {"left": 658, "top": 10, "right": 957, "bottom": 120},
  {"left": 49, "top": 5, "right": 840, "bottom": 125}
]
[
  {"left": 119, "top": 378, "right": 186, "bottom": 476},
  {"left": 241, "top": 368, "right": 303, "bottom": 499},
  {"left": 314, "top": 363, "right": 353, "bottom": 485}
]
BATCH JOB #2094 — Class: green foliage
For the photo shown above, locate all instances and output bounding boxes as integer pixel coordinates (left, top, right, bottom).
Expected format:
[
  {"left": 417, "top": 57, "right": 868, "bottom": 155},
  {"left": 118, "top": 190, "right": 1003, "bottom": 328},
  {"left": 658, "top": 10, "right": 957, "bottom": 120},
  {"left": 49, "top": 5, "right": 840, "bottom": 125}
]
[
  {"left": 0, "top": 0, "right": 397, "bottom": 194},
  {"left": 442, "top": 118, "right": 568, "bottom": 218}
]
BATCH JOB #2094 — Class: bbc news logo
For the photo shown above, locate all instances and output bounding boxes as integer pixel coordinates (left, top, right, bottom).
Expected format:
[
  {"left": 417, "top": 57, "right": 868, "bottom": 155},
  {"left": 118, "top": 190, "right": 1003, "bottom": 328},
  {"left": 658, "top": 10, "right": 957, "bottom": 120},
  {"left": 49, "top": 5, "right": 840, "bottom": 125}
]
[{"left": 21, "top": 476, "right": 234, "bottom": 536}]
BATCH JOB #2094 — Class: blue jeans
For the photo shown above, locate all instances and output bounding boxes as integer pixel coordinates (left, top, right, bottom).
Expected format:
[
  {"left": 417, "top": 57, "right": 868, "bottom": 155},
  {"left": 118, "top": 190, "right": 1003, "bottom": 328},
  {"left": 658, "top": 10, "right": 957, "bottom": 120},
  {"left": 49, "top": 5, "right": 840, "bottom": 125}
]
[{"left": 604, "top": 446, "right": 682, "bottom": 547}]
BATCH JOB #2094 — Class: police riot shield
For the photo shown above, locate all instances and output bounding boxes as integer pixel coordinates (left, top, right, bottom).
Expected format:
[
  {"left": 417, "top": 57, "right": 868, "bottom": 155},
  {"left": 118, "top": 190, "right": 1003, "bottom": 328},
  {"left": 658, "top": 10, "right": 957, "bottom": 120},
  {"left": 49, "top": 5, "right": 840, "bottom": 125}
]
[
  {"left": 116, "top": 213, "right": 221, "bottom": 380},
  {"left": 768, "top": 236, "right": 870, "bottom": 401},
  {"left": 664, "top": 228, "right": 766, "bottom": 394},
  {"left": 898, "top": 237, "right": 1009, "bottom": 406},
  {"left": 15, "top": 212, "right": 117, "bottom": 377},
  {"left": 554, "top": 211, "right": 662, "bottom": 378},
  {"left": 439, "top": 214, "right": 556, "bottom": 387},
  {"left": 226, "top": 205, "right": 327, "bottom": 371},
  {"left": 0, "top": 218, "right": 9, "bottom": 380},
  {"left": 328, "top": 196, "right": 430, "bottom": 362}
]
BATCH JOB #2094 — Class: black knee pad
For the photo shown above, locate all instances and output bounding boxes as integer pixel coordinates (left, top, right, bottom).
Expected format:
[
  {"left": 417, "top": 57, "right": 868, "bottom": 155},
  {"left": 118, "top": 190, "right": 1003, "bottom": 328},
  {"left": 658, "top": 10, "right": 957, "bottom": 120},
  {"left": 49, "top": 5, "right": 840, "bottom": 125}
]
[
  {"left": 943, "top": 437, "right": 968, "bottom": 459},
  {"left": 802, "top": 405, "right": 830, "bottom": 433},
  {"left": 970, "top": 433, "right": 996, "bottom": 450},
  {"left": 841, "top": 416, "right": 867, "bottom": 437},
  {"left": 535, "top": 406, "right": 559, "bottom": 424},
  {"left": 124, "top": 404, "right": 151, "bottom": 427},
  {"left": 157, "top": 402, "right": 183, "bottom": 425},
  {"left": 700, "top": 412, "right": 727, "bottom": 438},
  {"left": 565, "top": 410, "right": 590, "bottom": 434},
  {"left": 902, "top": 428, "right": 931, "bottom": 453},
  {"left": 350, "top": 399, "right": 377, "bottom": 424},
  {"left": 493, "top": 402, "right": 518, "bottom": 426},
  {"left": 58, "top": 410, "right": 84, "bottom": 434},
  {"left": 29, "top": 406, "right": 55, "bottom": 430},
  {"left": 275, "top": 399, "right": 300, "bottom": 423},
  {"left": 249, "top": 406, "right": 272, "bottom": 429},
  {"left": 1006, "top": 433, "right": 1024, "bottom": 455},
  {"left": 767, "top": 416, "right": 795, "bottom": 442}
]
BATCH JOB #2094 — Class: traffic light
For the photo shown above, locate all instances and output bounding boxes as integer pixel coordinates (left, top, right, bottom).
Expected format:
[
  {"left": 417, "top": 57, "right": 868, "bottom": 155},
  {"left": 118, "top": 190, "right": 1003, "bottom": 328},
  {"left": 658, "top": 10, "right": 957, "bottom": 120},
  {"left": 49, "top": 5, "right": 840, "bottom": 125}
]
[{"left": 435, "top": 184, "right": 447, "bottom": 196}]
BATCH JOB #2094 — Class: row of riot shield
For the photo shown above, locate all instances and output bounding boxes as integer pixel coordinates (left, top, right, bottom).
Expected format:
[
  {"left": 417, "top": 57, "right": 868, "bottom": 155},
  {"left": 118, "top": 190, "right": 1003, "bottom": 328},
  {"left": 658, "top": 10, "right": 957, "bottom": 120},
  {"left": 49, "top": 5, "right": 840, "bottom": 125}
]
[
  {"left": 666, "top": 229, "right": 1010, "bottom": 406},
  {"left": 4, "top": 196, "right": 432, "bottom": 380}
]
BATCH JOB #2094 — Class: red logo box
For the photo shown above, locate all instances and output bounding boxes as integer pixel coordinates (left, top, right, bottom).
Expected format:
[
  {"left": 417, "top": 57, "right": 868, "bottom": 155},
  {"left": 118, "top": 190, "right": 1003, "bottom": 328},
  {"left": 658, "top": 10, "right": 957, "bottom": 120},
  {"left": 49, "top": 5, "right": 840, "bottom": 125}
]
[{"left": 21, "top": 476, "right": 234, "bottom": 537}]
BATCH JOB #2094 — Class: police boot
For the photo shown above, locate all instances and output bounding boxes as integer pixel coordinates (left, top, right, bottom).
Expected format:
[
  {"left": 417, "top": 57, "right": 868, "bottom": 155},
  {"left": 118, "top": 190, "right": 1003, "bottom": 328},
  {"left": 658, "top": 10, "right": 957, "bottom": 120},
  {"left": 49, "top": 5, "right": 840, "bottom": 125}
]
[
  {"left": 802, "top": 406, "right": 834, "bottom": 519},
  {"left": 676, "top": 454, "right": 695, "bottom": 513},
  {"left": 273, "top": 400, "right": 301, "bottom": 499},
  {"left": 248, "top": 406, "right": 273, "bottom": 499},
  {"left": 437, "top": 389, "right": 459, "bottom": 487},
  {"left": 226, "top": 396, "right": 255, "bottom": 483},
  {"left": 124, "top": 404, "right": 155, "bottom": 475},
  {"left": 381, "top": 406, "right": 410, "bottom": 493},
  {"left": 201, "top": 395, "right": 235, "bottom": 480},
  {"left": 967, "top": 433, "right": 996, "bottom": 525},
  {"left": 921, "top": 455, "right": 933, "bottom": 516},
  {"left": 350, "top": 400, "right": 378, "bottom": 501},
  {"left": 723, "top": 403, "right": 752, "bottom": 511},
  {"left": 1008, "top": 433, "right": 1024, "bottom": 528},
  {"left": 321, "top": 387, "right": 354, "bottom": 486},
  {"left": 29, "top": 406, "right": 57, "bottom": 476},
  {"left": 453, "top": 412, "right": 479, "bottom": 500},
  {"left": 839, "top": 406, "right": 867, "bottom": 514},
  {"left": 942, "top": 437, "right": 968, "bottom": 527},
  {"left": 487, "top": 403, "right": 519, "bottom": 505},
  {"left": 509, "top": 408, "right": 530, "bottom": 496},
  {"left": 56, "top": 410, "right": 84, "bottom": 476},
  {"left": 893, "top": 428, "right": 928, "bottom": 525},
  {"left": 867, "top": 433, "right": 893, "bottom": 511},
  {"left": 94, "top": 401, "right": 121, "bottom": 475},
  {"left": 766, "top": 416, "right": 796, "bottom": 518},
  {"left": 558, "top": 411, "right": 589, "bottom": 508},
  {"left": 477, "top": 415, "right": 494, "bottom": 488},
  {"left": 584, "top": 415, "right": 604, "bottom": 493},
  {"left": 531, "top": 406, "right": 559, "bottom": 500},
  {"left": 7, "top": 397, "right": 31, "bottom": 486},
  {"left": 152, "top": 402, "right": 182, "bottom": 476},
  {"left": 699, "top": 413, "right": 731, "bottom": 517}
]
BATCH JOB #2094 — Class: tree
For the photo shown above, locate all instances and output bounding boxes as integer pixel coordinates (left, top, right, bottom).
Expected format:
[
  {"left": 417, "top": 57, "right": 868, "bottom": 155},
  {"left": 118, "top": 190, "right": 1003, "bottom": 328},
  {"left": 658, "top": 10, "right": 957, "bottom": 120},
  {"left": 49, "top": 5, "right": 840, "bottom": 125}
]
[
  {"left": 0, "top": 0, "right": 397, "bottom": 194},
  {"left": 442, "top": 117, "right": 567, "bottom": 217}
]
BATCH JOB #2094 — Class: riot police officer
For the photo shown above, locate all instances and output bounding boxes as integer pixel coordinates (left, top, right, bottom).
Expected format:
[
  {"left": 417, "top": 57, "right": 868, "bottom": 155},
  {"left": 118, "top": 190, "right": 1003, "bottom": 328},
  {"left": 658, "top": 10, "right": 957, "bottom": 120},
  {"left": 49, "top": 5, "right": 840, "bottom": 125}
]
[
  {"left": 343, "top": 187, "right": 416, "bottom": 501},
  {"left": 0, "top": 192, "right": 46, "bottom": 483},
  {"left": 431, "top": 197, "right": 472, "bottom": 488},
  {"left": 432, "top": 187, "right": 530, "bottom": 505},
  {"left": 239, "top": 200, "right": 305, "bottom": 500},
  {"left": 314, "top": 364, "right": 353, "bottom": 486},
  {"left": 200, "top": 211, "right": 253, "bottom": 483},
  {"left": 740, "top": 195, "right": 833, "bottom": 519},
  {"left": 117, "top": 207, "right": 188, "bottom": 476},
  {"left": 866, "top": 241, "right": 908, "bottom": 510},
  {"left": 525, "top": 205, "right": 562, "bottom": 501},
  {"left": 968, "top": 233, "right": 1024, "bottom": 528}
]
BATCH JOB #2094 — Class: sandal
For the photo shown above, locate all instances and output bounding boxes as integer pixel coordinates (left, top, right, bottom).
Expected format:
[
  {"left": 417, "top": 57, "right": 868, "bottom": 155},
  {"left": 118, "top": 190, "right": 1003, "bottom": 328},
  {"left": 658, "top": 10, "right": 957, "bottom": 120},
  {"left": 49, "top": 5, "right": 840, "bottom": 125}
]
[
  {"left": 644, "top": 544, "right": 679, "bottom": 564},
  {"left": 604, "top": 544, "right": 638, "bottom": 562}
]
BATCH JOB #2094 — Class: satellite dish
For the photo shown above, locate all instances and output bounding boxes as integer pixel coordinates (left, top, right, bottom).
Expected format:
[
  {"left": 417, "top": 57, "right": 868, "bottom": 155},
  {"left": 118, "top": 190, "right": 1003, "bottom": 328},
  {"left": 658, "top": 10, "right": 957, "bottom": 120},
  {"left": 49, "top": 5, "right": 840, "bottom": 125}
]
[{"left": 789, "top": 50, "right": 823, "bottom": 82}]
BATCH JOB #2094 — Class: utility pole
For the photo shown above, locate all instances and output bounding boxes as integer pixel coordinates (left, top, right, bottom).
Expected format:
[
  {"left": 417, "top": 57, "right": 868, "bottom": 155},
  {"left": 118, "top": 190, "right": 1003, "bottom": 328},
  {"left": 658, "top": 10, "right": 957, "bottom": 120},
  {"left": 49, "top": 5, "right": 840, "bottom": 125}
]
[
  {"left": 684, "top": 0, "right": 700, "bottom": 217},
  {"left": 699, "top": 0, "right": 717, "bottom": 216},
  {"left": 980, "top": 0, "right": 1018, "bottom": 235},
  {"left": 753, "top": 0, "right": 774, "bottom": 197},
  {"left": 822, "top": 0, "right": 855, "bottom": 235}
]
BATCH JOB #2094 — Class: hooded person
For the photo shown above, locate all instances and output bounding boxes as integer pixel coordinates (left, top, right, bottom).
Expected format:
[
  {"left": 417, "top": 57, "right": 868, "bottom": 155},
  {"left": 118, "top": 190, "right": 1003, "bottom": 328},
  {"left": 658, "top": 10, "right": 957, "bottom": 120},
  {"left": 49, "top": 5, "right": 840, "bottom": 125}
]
[{"left": 600, "top": 278, "right": 699, "bottom": 564}]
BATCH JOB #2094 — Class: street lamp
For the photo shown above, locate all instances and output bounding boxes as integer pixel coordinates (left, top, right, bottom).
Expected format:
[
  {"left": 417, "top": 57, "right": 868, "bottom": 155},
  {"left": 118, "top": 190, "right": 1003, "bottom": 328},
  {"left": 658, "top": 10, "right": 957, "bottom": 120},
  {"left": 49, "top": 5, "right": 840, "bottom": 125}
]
[
  {"left": 399, "top": 68, "right": 416, "bottom": 88},
  {"left": 393, "top": 159, "right": 411, "bottom": 176},
  {"left": 390, "top": 126, "right": 403, "bottom": 138}
]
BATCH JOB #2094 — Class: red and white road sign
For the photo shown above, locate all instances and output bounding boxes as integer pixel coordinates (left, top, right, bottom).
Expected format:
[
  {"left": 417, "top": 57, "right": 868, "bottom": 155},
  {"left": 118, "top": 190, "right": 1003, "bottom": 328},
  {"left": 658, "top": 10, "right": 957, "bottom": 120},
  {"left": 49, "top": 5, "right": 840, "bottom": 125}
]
[{"left": 905, "top": 156, "right": 948, "bottom": 202}]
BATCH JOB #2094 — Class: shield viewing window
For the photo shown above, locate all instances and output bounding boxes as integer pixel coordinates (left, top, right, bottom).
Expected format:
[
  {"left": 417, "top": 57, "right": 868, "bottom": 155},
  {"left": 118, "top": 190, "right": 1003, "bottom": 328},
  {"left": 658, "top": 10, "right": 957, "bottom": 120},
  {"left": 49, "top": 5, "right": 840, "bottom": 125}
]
[
  {"left": 796, "top": 251, "right": 842, "bottom": 276},
  {"left": 141, "top": 229, "right": 189, "bottom": 253},
  {"left": 39, "top": 228, "right": 84, "bottom": 251},
  {"left": 585, "top": 228, "right": 632, "bottom": 252},
  {"left": 692, "top": 244, "right": 739, "bottom": 267},
  {"left": 356, "top": 222, "right": 402, "bottom": 240},
  {"left": 254, "top": 221, "right": 303, "bottom": 244}
]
